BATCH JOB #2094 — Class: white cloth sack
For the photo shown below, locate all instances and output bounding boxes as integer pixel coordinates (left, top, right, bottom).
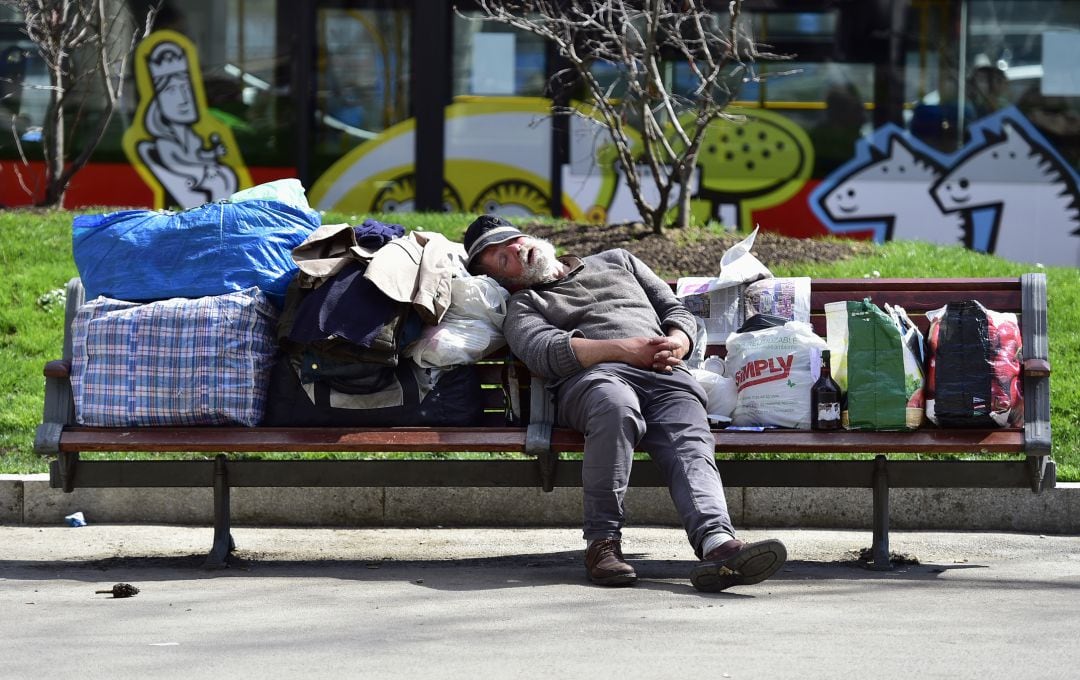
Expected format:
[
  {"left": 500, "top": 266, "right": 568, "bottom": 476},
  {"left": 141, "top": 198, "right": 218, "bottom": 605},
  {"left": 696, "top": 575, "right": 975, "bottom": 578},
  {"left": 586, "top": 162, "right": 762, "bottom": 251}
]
[{"left": 229, "top": 178, "right": 311, "bottom": 209}]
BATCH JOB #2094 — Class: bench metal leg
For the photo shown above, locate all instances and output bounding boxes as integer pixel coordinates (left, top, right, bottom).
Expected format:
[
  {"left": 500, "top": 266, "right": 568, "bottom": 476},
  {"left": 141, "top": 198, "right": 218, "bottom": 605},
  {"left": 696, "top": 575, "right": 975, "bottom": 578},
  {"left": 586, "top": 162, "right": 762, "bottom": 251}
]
[
  {"left": 870, "top": 455, "right": 892, "bottom": 571},
  {"left": 204, "top": 455, "right": 235, "bottom": 569},
  {"left": 58, "top": 451, "right": 80, "bottom": 493}
]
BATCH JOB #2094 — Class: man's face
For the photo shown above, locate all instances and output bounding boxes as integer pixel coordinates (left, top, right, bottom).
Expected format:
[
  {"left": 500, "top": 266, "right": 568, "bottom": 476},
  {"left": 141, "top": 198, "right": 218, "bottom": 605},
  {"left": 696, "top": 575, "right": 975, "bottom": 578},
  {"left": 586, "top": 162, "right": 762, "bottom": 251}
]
[{"left": 477, "top": 235, "right": 562, "bottom": 290}]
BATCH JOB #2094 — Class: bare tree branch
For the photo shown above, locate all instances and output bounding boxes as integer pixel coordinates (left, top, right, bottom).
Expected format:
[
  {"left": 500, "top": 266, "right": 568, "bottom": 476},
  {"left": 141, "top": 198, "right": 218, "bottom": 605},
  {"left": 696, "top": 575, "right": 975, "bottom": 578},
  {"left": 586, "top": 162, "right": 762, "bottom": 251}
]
[
  {"left": 467, "top": 0, "right": 785, "bottom": 232},
  {"left": 2, "top": 0, "right": 159, "bottom": 205}
]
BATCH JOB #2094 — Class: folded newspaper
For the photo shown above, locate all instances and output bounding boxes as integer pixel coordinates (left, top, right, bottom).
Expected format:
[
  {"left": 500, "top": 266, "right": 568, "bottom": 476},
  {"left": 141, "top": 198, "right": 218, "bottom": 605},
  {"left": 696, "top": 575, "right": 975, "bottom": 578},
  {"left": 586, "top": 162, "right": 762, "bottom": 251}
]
[{"left": 676, "top": 227, "right": 810, "bottom": 343}]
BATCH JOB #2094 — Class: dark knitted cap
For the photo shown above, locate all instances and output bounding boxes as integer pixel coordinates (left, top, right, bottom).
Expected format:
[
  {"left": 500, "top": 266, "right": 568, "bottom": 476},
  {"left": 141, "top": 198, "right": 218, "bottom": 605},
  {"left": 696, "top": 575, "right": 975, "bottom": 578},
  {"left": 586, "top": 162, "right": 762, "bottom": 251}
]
[{"left": 464, "top": 215, "right": 525, "bottom": 271}]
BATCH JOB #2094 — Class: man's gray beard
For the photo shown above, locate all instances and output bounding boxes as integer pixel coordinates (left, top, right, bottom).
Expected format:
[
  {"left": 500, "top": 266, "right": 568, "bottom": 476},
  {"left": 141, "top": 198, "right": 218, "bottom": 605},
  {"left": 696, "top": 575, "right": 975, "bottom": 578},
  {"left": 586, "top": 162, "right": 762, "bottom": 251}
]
[{"left": 504, "top": 237, "right": 562, "bottom": 288}]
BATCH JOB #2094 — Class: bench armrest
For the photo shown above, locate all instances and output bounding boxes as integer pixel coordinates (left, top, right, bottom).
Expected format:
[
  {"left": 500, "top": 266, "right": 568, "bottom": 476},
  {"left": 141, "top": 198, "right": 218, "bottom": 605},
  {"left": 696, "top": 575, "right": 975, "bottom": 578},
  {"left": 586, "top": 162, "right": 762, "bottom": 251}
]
[
  {"left": 34, "top": 278, "right": 83, "bottom": 454},
  {"left": 526, "top": 374, "right": 557, "bottom": 491},
  {"left": 1020, "top": 273, "right": 1051, "bottom": 457},
  {"left": 44, "top": 359, "right": 72, "bottom": 378},
  {"left": 1023, "top": 358, "right": 1050, "bottom": 377}
]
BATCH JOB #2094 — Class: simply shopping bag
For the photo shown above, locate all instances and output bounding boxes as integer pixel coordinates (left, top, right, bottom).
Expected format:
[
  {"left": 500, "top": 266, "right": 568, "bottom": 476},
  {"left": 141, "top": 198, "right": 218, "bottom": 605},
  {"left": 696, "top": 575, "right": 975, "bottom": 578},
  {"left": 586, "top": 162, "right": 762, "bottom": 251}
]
[{"left": 725, "top": 320, "right": 826, "bottom": 429}]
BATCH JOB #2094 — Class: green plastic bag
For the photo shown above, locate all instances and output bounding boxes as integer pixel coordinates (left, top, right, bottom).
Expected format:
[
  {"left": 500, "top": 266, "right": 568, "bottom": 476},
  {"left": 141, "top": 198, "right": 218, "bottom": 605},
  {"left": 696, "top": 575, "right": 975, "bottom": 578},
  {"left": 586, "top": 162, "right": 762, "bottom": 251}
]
[{"left": 825, "top": 299, "right": 923, "bottom": 431}]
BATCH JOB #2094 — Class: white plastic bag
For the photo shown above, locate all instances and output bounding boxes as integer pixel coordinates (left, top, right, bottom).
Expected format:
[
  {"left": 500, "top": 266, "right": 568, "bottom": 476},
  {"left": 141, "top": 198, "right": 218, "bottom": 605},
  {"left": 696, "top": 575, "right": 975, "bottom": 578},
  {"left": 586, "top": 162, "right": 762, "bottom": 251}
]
[
  {"left": 725, "top": 321, "right": 826, "bottom": 429},
  {"left": 690, "top": 358, "right": 737, "bottom": 423},
  {"left": 406, "top": 275, "right": 510, "bottom": 368},
  {"left": 229, "top": 178, "right": 311, "bottom": 210}
]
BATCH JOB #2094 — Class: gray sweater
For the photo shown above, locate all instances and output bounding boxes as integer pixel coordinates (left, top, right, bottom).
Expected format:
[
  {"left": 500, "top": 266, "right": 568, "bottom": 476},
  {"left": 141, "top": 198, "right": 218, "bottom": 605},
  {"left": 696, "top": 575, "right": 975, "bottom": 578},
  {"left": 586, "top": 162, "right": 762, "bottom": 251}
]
[{"left": 502, "top": 249, "right": 698, "bottom": 380}]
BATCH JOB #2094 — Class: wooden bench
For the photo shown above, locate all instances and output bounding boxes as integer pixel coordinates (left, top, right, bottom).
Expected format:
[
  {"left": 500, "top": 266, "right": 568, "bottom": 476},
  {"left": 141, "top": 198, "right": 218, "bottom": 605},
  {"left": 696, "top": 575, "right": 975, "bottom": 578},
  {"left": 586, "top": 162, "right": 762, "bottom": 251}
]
[{"left": 35, "top": 274, "right": 1054, "bottom": 570}]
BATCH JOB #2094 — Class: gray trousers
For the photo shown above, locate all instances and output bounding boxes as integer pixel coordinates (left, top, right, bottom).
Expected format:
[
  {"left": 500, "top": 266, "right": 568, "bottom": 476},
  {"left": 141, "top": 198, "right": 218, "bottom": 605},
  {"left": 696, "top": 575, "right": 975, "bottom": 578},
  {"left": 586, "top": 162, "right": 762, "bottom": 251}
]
[{"left": 556, "top": 362, "right": 735, "bottom": 558}]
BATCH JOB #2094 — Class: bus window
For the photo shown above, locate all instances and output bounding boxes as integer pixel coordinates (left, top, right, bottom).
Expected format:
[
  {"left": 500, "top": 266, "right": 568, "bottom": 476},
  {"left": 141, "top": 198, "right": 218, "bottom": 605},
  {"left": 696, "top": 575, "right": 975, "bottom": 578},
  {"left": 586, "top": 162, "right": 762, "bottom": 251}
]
[
  {"left": 313, "top": 3, "right": 411, "bottom": 178},
  {"left": 0, "top": 29, "right": 47, "bottom": 152},
  {"left": 452, "top": 12, "right": 547, "bottom": 97},
  {"left": 905, "top": 0, "right": 1080, "bottom": 167}
]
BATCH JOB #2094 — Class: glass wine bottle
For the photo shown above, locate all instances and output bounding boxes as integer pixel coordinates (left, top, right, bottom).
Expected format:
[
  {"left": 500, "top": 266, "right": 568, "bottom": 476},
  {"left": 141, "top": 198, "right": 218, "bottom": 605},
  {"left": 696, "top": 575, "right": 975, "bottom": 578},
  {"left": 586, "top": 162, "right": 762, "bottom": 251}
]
[{"left": 811, "top": 349, "right": 842, "bottom": 431}]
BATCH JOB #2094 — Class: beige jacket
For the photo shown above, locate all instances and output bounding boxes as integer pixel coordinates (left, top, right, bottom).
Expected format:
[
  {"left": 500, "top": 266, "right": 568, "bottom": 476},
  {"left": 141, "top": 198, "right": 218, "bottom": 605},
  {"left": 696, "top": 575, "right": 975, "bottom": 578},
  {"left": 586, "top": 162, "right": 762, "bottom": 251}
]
[{"left": 292, "top": 224, "right": 465, "bottom": 324}]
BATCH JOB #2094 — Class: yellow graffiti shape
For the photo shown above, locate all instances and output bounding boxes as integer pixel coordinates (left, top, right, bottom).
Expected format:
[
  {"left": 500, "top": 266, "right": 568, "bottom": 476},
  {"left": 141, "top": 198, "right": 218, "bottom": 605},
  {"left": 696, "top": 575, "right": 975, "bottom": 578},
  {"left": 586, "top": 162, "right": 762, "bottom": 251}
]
[
  {"left": 689, "top": 109, "right": 815, "bottom": 230},
  {"left": 122, "top": 30, "right": 252, "bottom": 209}
]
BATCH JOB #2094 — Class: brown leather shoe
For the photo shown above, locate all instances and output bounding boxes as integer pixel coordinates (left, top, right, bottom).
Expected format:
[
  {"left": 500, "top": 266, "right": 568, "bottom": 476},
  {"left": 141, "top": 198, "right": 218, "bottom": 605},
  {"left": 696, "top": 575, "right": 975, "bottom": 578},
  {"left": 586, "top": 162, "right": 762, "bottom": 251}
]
[
  {"left": 585, "top": 538, "right": 638, "bottom": 586},
  {"left": 690, "top": 538, "right": 787, "bottom": 592}
]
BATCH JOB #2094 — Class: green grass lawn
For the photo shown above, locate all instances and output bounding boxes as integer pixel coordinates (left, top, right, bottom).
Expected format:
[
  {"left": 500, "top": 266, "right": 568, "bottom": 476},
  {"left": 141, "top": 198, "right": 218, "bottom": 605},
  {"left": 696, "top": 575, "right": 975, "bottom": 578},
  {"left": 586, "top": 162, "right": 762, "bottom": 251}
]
[{"left": 2, "top": 209, "right": 1075, "bottom": 480}]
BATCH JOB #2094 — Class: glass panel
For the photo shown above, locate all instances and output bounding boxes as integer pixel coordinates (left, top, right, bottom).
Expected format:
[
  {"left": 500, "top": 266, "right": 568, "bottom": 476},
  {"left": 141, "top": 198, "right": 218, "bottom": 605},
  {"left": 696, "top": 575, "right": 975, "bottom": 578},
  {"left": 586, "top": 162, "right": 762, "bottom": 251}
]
[
  {"left": 452, "top": 13, "right": 547, "bottom": 97},
  {"left": 313, "top": 4, "right": 411, "bottom": 178},
  {"left": 967, "top": 0, "right": 1080, "bottom": 169},
  {"left": 0, "top": 1, "right": 292, "bottom": 166},
  {"left": 904, "top": 2, "right": 967, "bottom": 152},
  {"left": 219, "top": 0, "right": 281, "bottom": 163},
  {"left": 438, "top": 13, "right": 552, "bottom": 218},
  {"left": 751, "top": 10, "right": 838, "bottom": 42},
  {"left": 0, "top": 19, "right": 49, "bottom": 153},
  {"left": 904, "top": 0, "right": 1080, "bottom": 165}
]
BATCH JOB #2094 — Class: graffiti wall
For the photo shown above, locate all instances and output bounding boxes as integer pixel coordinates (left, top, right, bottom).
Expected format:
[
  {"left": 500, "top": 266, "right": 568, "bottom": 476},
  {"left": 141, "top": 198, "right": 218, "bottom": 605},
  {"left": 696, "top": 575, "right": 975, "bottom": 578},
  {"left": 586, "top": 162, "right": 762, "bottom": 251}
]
[
  {"left": 309, "top": 98, "right": 1079, "bottom": 268},
  {"left": 309, "top": 98, "right": 815, "bottom": 232},
  {"left": 812, "top": 107, "right": 1080, "bottom": 267}
]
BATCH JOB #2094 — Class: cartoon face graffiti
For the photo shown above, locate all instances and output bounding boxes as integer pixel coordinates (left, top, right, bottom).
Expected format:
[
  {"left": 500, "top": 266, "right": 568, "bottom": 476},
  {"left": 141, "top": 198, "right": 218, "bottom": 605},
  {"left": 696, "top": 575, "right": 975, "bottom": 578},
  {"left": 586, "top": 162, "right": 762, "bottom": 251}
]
[
  {"left": 146, "top": 42, "right": 198, "bottom": 129},
  {"left": 932, "top": 121, "right": 1080, "bottom": 262},
  {"left": 812, "top": 108, "right": 1080, "bottom": 266},
  {"left": 154, "top": 71, "right": 197, "bottom": 125},
  {"left": 817, "top": 131, "right": 964, "bottom": 244},
  {"left": 933, "top": 123, "right": 1063, "bottom": 209}
]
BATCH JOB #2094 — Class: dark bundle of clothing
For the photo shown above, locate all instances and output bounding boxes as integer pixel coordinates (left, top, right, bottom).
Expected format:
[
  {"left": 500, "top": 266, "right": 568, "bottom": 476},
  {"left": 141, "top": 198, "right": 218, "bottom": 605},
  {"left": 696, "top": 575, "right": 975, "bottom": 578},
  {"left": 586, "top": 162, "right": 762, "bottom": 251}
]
[
  {"left": 262, "top": 220, "right": 483, "bottom": 427},
  {"left": 926, "top": 299, "right": 1023, "bottom": 428}
]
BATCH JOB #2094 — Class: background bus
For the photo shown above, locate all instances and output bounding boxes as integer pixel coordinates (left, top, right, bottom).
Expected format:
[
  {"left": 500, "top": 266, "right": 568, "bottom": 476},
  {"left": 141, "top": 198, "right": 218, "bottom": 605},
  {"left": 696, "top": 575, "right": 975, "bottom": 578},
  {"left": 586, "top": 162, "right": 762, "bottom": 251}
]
[{"left": 1, "top": 0, "right": 1077, "bottom": 265}]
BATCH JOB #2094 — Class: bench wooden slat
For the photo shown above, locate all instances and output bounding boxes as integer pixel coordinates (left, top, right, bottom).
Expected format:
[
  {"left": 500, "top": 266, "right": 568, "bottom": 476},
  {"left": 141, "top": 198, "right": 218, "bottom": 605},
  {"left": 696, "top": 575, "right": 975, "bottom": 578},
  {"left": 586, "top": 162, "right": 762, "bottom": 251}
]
[
  {"left": 57, "top": 425, "right": 1026, "bottom": 455},
  {"left": 809, "top": 289, "right": 1021, "bottom": 312},
  {"left": 58, "top": 426, "right": 532, "bottom": 452},
  {"left": 551, "top": 428, "right": 1027, "bottom": 454},
  {"left": 809, "top": 277, "right": 1022, "bottom": 291}
]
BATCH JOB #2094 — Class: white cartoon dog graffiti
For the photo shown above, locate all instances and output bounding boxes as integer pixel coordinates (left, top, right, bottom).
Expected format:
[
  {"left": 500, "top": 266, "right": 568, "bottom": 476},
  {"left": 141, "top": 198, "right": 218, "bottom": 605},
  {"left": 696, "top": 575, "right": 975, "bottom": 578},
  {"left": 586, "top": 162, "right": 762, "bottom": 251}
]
[
  {"left": 818, "top": 131, "right": 966, "bottom": 245},
  {"left": 813, "top": 108, "right": 1080, "bottom": 267},
  {"left": 932, "top": 121, "right": 1080, "bottom": 266},
  {"left": 137, "top": 40, "right": 238, "bottom": 206}
]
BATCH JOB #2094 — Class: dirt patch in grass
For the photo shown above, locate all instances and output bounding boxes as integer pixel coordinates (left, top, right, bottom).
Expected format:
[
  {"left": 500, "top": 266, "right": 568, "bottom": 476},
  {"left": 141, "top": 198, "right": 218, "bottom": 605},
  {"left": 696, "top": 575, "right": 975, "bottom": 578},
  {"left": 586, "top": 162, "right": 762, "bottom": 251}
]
[{"left": 521, "top": 221, "right": 873, "bottom": 278}]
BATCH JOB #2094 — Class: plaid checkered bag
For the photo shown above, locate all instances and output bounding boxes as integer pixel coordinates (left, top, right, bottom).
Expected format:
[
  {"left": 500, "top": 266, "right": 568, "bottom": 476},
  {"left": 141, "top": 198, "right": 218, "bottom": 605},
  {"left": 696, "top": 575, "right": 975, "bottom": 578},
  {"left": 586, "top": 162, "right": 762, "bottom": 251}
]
[{"left": 71, "top": 288, "right": 279, "bottom": 426}]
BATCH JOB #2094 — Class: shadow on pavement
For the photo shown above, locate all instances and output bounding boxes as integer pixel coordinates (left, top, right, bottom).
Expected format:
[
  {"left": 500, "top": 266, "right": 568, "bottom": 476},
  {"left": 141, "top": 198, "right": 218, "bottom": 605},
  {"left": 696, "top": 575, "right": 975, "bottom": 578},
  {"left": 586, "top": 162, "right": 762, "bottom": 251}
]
[{"left": 1, "top": 550, "right": 1046, "bottom": 596}]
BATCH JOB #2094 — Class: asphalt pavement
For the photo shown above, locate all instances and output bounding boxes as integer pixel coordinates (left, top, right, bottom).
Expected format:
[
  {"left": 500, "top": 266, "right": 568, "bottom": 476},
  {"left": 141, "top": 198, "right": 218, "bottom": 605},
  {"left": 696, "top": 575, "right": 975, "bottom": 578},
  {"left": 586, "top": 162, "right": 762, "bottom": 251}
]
[{"left": 3, "top": 525, "right": 1079, "bottom": 679}]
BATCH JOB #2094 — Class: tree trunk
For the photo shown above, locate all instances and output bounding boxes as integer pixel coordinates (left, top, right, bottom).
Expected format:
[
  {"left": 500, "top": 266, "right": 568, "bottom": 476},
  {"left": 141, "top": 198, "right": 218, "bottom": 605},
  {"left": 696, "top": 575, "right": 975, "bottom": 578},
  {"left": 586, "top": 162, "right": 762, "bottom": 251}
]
[
  {"left": 40, "top": 62, "right": 67, "bottom": 207},
  {"left": 674, "top": 151, "right": 700, "bottom": 229},
  {"left": 675, "top": 182, "right": 692, "bottom": 229}
]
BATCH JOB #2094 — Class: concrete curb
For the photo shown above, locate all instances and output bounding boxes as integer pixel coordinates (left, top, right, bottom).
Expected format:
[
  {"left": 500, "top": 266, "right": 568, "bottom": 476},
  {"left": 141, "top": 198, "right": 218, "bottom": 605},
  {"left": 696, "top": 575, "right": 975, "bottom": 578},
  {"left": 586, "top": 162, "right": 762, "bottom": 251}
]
[{"left": 2, "top": 474, "right": 1078, "bottom": 532}]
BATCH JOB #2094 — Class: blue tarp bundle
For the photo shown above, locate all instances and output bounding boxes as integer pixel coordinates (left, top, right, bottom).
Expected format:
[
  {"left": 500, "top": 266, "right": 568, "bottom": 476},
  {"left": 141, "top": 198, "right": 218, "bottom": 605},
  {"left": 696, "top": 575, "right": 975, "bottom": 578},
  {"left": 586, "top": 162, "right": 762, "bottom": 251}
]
[{"left": 73, "top": 199, "right": 320, "bottom": 305}]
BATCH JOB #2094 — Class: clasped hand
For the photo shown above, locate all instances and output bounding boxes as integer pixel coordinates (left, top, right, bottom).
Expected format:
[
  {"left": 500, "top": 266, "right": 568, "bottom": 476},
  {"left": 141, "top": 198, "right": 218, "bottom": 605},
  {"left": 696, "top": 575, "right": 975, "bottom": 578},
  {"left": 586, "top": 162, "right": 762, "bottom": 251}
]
[{"left": 623, "top": 335, "right": 688, "bottom": 373}]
